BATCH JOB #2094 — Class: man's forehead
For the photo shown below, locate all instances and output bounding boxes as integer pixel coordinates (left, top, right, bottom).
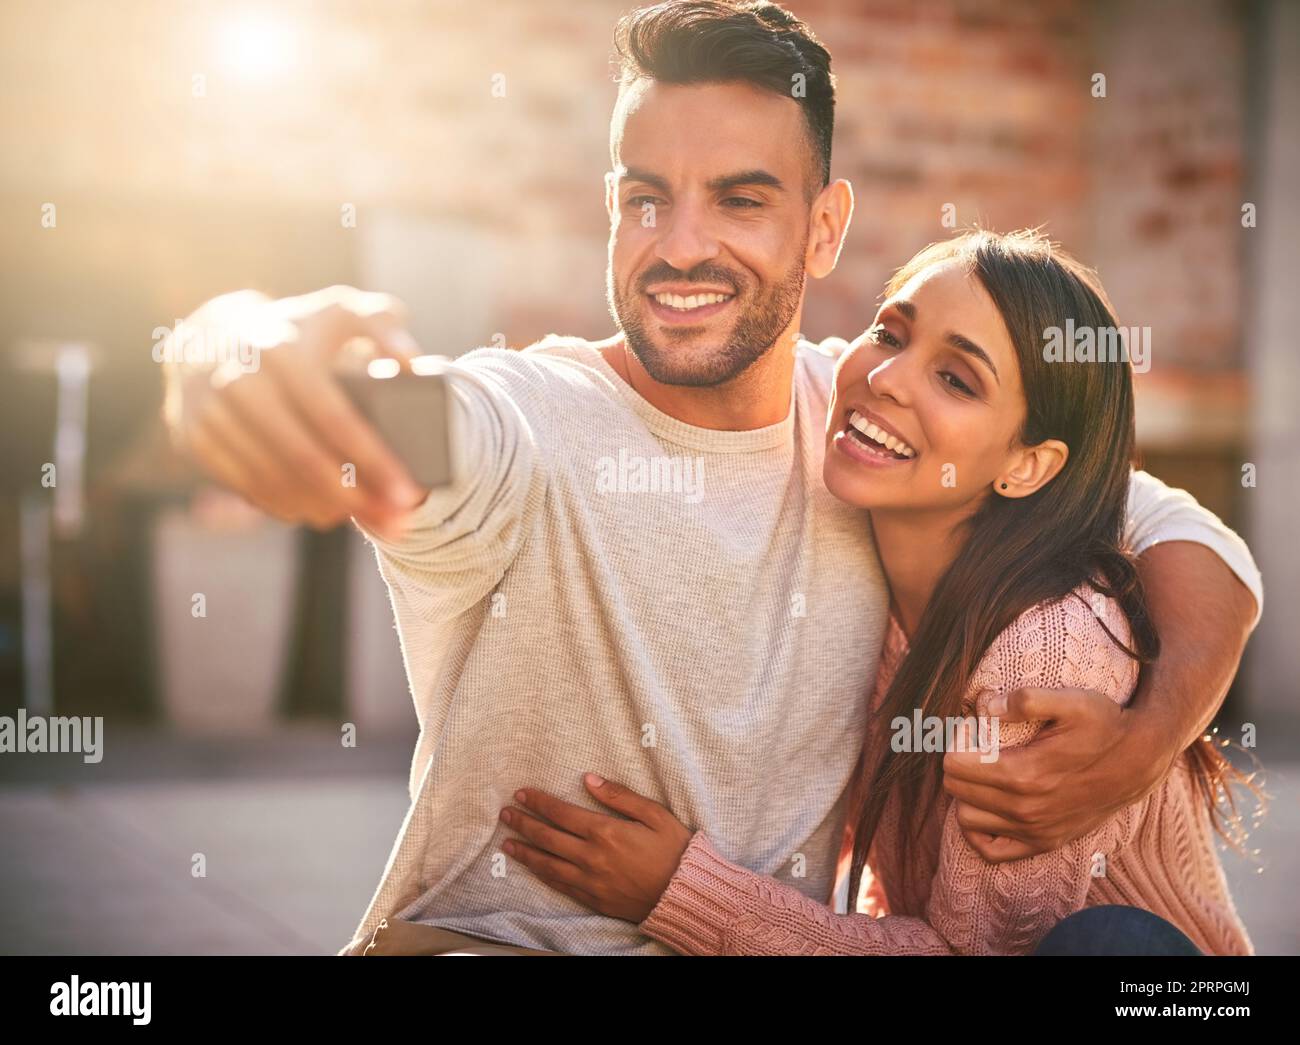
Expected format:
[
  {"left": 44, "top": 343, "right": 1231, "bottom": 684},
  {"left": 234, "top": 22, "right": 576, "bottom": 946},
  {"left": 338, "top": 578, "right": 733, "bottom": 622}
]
[{"left": 611, "top": 80, "right": 806, "bottom": 183}]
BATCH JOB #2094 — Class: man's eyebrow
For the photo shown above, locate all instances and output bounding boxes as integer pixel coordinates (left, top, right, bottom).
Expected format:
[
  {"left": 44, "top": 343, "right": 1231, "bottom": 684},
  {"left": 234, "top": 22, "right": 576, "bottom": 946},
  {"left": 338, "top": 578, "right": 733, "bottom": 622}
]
[
  {"left": 619, "top": 167, "right": 671, "bottom": 192},
  {"left": 617, "top": 167, "right": 786, "bottom": 194},
  {"left": 881, "top": 300, "right": 999, "bottom": 383},
  {"left": 706, "top": 169, "right": 785, "bottom": 194}
]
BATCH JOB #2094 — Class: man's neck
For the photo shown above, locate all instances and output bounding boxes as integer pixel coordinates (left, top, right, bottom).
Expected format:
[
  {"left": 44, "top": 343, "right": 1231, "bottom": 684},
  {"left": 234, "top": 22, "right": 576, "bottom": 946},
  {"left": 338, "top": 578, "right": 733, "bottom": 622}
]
[{"left": 600, "top": 332, "right": 798, "bottom": 431}]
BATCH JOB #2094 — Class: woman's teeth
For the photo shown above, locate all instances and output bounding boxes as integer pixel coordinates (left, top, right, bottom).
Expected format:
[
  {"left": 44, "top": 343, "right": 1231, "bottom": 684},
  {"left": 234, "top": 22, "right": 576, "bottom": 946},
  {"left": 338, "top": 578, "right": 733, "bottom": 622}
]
[
  {"left": 652, "top": 292, "right": 732, "bottom": 311},
  {"left": 848, "top": 409, "right": 916, "bottom": 458}
]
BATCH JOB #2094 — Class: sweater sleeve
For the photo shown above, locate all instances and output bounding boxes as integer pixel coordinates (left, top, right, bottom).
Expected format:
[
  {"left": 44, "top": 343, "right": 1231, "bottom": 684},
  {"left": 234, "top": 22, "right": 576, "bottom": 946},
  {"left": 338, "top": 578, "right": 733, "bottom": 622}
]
[
  {"left": 357, "top": 349, "right": 552, "bottom": 623},
  {"left": 638, "top": 592, "right": 1147, "bottom": 955}
]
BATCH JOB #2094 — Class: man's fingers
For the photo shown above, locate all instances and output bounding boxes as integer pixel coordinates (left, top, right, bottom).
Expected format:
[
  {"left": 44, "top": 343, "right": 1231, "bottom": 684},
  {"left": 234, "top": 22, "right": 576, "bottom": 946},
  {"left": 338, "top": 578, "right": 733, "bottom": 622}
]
[
  {"left": 989, "top": 686, "right": 1085, "bottom": 723},
  {"left": 953, "top": 798, "right": 1024, "bottom": 839},
  {"left": 513, "top": 788, "right": 605, "bottom": 839},
  {"left": 260, "top": 349, "right": 424, "bottom": 509},
  {"left": 284, "top": 287, "right": 418, "bottom": 360},
  {"left": 351, "top": 303, "right": 420, "bottom": 361},
  {"left": 941, "top": 771, "right": 1030, "bottom": 823},
  {"left": 960, "top": 826, "right": 1040, "bottom": 864},
  {"left": 188, "top": 419, "right": 307, "bottom": 524},
  {"left": 197, "top": 397, "right": 341, "bottom": 522},
  {"left": 220, "top": 370, "right": 381, "bottom": 525},
  {"left": 500, "top": 806, "right": 589, "bottom": 867},
  {"left": 942, "top": 744, "right": 1032, "bottom": 793},
  {"left": 187, "top": 423, "right": 267, "bottom": 510}
]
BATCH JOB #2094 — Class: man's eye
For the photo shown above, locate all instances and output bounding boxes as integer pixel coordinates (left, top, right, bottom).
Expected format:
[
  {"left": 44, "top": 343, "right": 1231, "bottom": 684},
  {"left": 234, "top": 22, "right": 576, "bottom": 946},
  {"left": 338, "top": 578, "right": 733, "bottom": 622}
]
[
  {"left": 626, "top": 196, "right": 659, "bottom": 208},
  {"left": 868, "top": 325, "right": 901, "bottom": 349},
  {"left": 723, "top": 197, "right": 761, "bottom": 208}
]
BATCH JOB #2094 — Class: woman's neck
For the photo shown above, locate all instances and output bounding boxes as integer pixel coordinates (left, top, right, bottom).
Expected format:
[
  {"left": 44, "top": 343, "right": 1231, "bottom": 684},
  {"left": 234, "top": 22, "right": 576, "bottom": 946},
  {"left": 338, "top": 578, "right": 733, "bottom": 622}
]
[{"left": 870, "top": 506, "right": 972, "bottom": 639}]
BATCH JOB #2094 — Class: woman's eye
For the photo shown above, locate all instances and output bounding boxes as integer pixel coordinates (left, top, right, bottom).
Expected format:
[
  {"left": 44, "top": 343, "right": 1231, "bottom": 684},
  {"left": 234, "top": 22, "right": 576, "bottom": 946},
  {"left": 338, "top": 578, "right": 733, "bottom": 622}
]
[{"left": 940, "top": 371, "right": 975, "bottom": 396}]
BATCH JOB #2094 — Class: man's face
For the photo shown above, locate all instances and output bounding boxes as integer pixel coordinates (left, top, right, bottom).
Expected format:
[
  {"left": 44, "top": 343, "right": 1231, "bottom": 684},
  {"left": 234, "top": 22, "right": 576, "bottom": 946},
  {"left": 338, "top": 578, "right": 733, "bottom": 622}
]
[{"left": 606, "top": 80, "right": 815, "bottom": 387}]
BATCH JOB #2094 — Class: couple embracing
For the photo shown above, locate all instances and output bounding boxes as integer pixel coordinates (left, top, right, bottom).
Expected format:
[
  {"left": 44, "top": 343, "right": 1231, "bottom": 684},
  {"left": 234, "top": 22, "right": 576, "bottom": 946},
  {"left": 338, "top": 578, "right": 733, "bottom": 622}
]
[{"left": 168, "top": 0, "right": 1262, "bottom": 956}]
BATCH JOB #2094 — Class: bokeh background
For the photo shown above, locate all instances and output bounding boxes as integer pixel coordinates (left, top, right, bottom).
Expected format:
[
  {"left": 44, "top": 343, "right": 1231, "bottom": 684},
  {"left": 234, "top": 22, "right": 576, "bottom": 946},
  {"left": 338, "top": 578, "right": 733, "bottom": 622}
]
[{"left": 0, "top": 0, "right": 1296, "bottom": 953}]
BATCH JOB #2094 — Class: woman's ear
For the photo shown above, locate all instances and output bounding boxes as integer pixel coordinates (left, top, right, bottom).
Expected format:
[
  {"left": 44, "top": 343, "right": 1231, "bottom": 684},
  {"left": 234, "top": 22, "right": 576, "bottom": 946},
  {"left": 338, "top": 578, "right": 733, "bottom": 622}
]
[{"left": 995, "top": 439, "right": 1069, "bottom": 498}]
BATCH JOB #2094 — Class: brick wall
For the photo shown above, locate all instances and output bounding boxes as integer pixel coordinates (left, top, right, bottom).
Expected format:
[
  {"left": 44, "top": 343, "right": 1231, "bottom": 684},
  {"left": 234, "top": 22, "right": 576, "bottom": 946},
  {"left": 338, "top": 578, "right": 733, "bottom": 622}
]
[{"left": 0, "top": 0, "right": 1253, "bottom": 478}]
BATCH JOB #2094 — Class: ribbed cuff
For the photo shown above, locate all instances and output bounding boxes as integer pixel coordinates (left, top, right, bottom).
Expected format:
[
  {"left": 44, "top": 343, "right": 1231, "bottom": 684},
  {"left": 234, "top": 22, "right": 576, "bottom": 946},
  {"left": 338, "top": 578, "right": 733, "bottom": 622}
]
[{"left": 638, "top": 832, "right": 761, "bottom": 956}]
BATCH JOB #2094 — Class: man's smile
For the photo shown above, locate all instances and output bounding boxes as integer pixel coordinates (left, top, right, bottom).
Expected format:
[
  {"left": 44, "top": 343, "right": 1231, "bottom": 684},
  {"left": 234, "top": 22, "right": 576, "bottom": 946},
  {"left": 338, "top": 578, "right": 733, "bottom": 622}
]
[{"left": 644, "top": 287, "right": 736, "bottom": 325}]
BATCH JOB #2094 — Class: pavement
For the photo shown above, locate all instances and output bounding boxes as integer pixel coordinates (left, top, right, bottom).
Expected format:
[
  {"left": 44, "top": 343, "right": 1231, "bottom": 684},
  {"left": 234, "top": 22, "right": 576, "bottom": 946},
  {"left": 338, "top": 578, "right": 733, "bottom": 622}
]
[{"left": 1, "top": 725, "right": 1296, "bottom": 955}]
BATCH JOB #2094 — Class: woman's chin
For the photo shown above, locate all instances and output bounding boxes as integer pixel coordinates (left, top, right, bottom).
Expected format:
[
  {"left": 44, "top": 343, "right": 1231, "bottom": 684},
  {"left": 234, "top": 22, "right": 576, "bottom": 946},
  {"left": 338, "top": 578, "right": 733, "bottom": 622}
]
[{"left": 824, "top": 430, "right": 918, "bottom": 507}]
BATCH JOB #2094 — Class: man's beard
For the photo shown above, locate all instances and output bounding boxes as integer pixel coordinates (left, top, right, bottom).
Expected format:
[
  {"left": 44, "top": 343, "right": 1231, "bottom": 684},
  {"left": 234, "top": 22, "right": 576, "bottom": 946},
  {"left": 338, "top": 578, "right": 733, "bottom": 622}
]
[{"left": 607, "top": 252, "right": 806, "bottom": 388}]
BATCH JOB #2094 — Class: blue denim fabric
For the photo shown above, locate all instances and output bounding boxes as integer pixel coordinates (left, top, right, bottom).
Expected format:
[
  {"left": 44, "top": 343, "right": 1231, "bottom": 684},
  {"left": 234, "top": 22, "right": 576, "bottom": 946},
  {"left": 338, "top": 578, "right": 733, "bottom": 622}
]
[{"left": 1033, "top": 905, "right": 1202, "bottom": 955}]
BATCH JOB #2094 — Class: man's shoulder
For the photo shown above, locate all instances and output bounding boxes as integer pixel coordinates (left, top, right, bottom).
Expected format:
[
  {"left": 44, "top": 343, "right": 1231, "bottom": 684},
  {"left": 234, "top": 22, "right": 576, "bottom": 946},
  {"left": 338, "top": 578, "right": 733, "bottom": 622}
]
[
  {"left": 455, "top": 333, "right": 617, "bottom": 387},
  {"left": 795, "top": 335, "right": 852, "bottom": 395},
  {"left": 522, "top": 332, "right": 619, "bottom": 364}
]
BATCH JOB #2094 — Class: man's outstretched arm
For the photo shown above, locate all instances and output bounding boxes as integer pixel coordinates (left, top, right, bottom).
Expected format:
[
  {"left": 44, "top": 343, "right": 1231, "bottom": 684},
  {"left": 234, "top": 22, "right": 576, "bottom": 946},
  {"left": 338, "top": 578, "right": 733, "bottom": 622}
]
[{"left": 943, "top": 472, "right": 1261, "bottom": 862}]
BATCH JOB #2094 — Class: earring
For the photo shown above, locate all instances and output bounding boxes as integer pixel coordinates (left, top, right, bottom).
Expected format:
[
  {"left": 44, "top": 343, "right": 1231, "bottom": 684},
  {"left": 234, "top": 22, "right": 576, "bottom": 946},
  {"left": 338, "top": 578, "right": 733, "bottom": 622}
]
[{"left": 999, "top": 482, "right": 1008, "bottom": 490}]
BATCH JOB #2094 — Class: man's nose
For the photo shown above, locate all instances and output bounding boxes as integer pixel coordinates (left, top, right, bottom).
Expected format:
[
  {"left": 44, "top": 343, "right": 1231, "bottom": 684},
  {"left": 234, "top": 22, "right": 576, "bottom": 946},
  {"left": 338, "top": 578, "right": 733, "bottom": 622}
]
[{"left": 653, "top": 200, "right": 720, "bottom": 273}]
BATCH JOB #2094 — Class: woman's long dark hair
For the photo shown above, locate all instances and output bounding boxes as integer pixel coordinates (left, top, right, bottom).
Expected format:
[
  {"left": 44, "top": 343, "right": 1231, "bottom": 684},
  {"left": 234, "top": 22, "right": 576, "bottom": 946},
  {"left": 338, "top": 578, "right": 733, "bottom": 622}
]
[{"left": 845, "top": 228, "right": 1258, "bottom": 905}]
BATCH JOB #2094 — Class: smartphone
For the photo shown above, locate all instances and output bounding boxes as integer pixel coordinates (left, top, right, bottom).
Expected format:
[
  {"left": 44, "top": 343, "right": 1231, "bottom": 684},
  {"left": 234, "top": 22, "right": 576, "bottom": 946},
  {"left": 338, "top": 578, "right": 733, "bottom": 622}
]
[{"left": 335, "top": 368, "right": 454, "bottom": 490}]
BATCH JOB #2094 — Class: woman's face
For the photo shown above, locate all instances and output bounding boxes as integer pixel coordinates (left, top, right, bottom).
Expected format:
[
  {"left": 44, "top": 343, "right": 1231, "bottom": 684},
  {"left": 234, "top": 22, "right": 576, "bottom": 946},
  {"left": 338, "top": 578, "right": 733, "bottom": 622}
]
[{"left": 824, "top": 260, "right": 1032, "bottom": 514}]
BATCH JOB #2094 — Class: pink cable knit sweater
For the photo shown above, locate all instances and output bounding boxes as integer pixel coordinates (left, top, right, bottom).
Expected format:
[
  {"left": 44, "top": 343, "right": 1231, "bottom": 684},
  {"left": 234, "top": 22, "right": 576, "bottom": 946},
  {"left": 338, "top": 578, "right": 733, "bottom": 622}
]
[{"left": 639, "top": 588, "right": 1253, "bottom": 955}]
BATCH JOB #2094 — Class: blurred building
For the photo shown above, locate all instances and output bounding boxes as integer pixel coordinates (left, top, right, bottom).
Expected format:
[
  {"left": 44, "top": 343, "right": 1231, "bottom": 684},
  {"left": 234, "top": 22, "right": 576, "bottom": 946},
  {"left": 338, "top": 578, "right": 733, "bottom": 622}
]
[{"left": 0, "top": 0, "right": 1294, "bottom": 731}]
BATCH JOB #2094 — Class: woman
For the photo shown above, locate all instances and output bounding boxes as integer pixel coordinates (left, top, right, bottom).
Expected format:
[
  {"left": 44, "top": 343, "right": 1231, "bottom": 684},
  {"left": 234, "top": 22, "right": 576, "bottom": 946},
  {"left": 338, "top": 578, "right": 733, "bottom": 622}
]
[{"left": 498, "top": 229, "right": 1255, "bottom": 955}]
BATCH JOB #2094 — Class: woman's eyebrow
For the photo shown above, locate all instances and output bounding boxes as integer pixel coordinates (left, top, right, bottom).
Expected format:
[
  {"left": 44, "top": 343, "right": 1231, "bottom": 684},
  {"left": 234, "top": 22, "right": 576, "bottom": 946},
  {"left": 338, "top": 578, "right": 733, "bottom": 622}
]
[
  {"left": 946, "top": 332, "right": 999, "bottom": 383},
  {"left": 881, "top": 300, "right": 1000, "bottom": 384}
]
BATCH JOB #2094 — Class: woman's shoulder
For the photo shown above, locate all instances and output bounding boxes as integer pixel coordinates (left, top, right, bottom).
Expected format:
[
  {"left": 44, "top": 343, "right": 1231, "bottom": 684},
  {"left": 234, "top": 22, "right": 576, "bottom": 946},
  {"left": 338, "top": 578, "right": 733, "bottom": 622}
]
[{"left": 966, "top": 583, "right": 1139, "bottom": 709}]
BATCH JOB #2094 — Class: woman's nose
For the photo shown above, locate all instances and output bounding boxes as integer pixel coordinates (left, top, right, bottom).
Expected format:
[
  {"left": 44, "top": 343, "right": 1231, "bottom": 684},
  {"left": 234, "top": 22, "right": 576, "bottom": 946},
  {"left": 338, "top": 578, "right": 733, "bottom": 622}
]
[{"left": 867, "top": 354, "right": 911, "bottom": 406}]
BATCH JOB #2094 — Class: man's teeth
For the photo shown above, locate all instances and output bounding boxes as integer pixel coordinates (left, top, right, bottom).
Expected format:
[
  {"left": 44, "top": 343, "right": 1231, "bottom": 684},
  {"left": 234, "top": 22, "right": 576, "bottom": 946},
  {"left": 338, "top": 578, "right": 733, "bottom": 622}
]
[
  {"left": 653, "top": 292, "right": 732, "bottom": 310},
  {"left": 848, "top": 410, "right": 916, "bottom": 458}
]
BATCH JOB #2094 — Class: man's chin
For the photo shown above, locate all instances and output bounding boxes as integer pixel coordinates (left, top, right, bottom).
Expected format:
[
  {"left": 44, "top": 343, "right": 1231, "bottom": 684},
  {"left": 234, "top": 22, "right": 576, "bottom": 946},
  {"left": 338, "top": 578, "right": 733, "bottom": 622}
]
[{"left": 628, "top": 339, "right": 755, "bottom": 388}]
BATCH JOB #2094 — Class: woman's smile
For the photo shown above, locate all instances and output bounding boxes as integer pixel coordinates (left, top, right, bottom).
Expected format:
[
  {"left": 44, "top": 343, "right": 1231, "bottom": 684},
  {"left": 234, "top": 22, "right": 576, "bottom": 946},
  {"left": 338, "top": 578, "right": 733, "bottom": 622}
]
[{"left": 832, "top": 407, "right": 919, "bottom": 468}]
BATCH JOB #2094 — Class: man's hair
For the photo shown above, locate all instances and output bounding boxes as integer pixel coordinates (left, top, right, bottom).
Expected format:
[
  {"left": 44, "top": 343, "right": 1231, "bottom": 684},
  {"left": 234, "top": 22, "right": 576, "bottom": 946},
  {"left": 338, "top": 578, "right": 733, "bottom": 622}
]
[{"left": 612, "top": 0, "right": 836, "bottom": 192}]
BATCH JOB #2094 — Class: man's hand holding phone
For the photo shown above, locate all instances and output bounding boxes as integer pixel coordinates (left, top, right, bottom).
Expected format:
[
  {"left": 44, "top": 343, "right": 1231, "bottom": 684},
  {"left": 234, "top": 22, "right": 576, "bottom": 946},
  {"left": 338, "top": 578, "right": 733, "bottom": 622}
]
[{"left": 162, "top": 284, "right": 437, "bottom": 541}]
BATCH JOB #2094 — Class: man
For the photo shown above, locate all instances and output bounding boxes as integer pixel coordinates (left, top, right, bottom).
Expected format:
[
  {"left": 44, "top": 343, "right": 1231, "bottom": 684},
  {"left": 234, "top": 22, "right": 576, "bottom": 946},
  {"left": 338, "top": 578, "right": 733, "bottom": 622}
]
[{"left": 165, "top": 1, "right": 1261, "bottom": 955}]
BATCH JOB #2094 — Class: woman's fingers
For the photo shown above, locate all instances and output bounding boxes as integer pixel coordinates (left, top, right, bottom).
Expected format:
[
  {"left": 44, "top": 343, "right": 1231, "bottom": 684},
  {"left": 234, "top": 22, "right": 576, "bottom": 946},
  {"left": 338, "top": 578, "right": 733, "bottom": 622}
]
[
  {"left": 502, "top": 838, "right": 595, "bottom": 895},
  {"left": 512, "top": 788, "right": 606, "bottom": 839},
  {"left": 583, "top": 773, "right": 670, "bottom": 827},
  {"left": 500, "top": 806, "right": 590, "bottom": 867}
]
